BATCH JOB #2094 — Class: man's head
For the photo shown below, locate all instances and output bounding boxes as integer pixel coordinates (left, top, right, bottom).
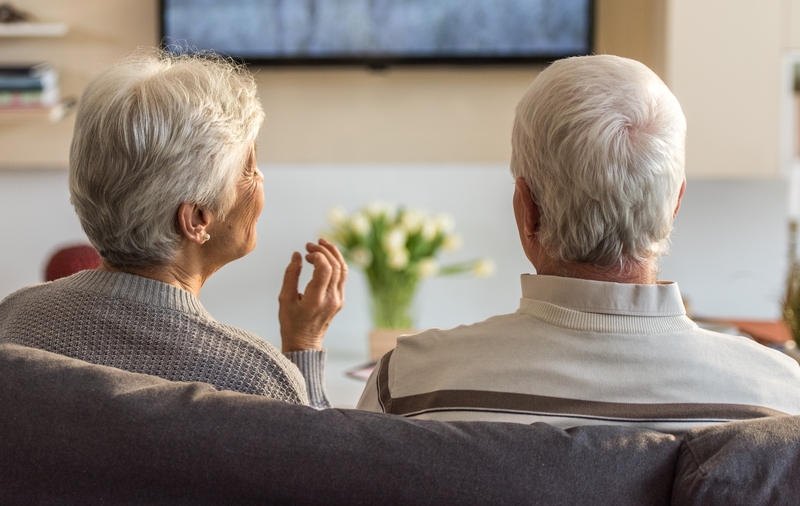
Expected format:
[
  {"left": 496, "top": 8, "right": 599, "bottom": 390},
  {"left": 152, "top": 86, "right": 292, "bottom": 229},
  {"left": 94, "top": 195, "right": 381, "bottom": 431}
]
[{"left": 511, "top": 55, "right": 686, "bottom": 278}]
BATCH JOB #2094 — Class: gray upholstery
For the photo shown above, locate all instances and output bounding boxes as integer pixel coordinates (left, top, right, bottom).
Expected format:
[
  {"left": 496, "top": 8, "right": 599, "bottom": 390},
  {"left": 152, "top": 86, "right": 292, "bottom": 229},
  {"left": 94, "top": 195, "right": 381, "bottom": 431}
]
[
  {"left": 0, "top": 341, "right": 680, "bottom": 506},
  {"left": 672, "top": 416, "right": 800, "bottom": 505},
  {"left": 5, "top": 340, "right": 800, "bottom": 505}
]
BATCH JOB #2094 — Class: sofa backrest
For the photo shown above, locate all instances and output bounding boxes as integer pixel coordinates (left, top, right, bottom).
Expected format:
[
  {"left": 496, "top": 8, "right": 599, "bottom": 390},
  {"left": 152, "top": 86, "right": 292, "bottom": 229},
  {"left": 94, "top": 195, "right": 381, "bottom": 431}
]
[
  {"left": 672, "top": 414, "right": 800, "bottom": 505},
  {"left": 0, "top": 341, "right": 680, "bottom": 505}
]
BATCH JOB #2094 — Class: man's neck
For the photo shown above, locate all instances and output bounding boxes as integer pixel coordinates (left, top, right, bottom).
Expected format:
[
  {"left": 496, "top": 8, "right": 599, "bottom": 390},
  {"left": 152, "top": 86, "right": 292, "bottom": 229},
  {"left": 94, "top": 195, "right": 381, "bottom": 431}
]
[{"left": 535, "top": 258, "right": 657, "bottom": 285}]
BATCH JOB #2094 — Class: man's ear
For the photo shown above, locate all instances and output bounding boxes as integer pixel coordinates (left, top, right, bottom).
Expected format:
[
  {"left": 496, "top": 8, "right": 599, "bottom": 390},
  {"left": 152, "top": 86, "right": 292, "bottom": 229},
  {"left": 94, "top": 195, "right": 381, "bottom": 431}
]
[
  {"left": 673, "top": 180, "right": 687, "bottom": 218},
  {"left": 176, "top": 202, "right": 212, "bottom": 245},
  {"left": 515, "top": 177, "right": 541, "bottom": 239}
]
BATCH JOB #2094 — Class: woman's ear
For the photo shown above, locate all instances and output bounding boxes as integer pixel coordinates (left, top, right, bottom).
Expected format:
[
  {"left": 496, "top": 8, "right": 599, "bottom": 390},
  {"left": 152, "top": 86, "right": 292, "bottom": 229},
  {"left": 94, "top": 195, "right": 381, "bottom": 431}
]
[{"left": 177, "top": 202, "right": 212, "bottom": 245}]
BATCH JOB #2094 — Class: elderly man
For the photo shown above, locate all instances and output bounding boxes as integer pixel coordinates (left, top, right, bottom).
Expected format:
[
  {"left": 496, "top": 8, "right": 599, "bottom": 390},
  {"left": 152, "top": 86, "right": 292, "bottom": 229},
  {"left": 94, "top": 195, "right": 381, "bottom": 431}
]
[{"left": 357, "top": 55, "right": 800, "bottom": 433}]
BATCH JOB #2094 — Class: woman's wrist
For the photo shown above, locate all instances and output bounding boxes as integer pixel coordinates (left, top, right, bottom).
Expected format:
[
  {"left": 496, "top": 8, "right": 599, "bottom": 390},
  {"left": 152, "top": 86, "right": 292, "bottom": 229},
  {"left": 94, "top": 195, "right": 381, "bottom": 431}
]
[{"left": 281, "top": 333, "right": 324, "bottom": 352}]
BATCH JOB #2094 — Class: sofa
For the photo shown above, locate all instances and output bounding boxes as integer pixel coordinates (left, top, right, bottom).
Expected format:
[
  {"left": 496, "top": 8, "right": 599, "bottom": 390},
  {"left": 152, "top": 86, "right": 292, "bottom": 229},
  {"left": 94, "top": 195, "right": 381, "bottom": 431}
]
[{"left": 1, "top": 340, "right": 799, "bottom": 505}]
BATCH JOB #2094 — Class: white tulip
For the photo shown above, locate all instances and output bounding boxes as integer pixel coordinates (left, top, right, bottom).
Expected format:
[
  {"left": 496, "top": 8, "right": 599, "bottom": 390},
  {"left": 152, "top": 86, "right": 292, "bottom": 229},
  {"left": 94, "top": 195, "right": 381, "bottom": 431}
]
[
  {"left": 387, "top": 248, "right": 410, "bottom": 270},
  {"left": 416, "top": 258, "right": 440, "bottom": 278},
  {"left": 382, "top": 227, "right": 407, "bottom": 252},
  {"left": 435, "top": 213, "right": 455, "bottom": 234},
  {"left": 327, "top": 206, "right": 348, "bottom": 227},
  {"left": 400, "top": 209, "right": 426, "bottom": 232},
  {"left": 349, "top": 247, "right": 372, "bottom": 268},
  {"left": 421, "top": 218, "right": 438, "bottom": 240},
  {"left": 365, "top": 201, "right": 396, "bottom": 220},
  {"left": 350, "top": 212, "right": 371, "bottom": 236},
  {"left": 472, "top": 258, "right": 496, "bottom": 278},
  {"left": 365, "top": 201, "right": 382, "bottom": 217},
  {"left": 442, "top": 234, "right": 462, "bottom": 252}
]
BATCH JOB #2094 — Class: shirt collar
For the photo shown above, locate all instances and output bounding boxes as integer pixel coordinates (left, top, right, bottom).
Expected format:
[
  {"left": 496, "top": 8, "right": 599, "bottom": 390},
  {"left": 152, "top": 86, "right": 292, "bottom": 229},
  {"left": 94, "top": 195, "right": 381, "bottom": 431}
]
[{"left": 520, "top": 274, "right": 686, "bottom": 317}]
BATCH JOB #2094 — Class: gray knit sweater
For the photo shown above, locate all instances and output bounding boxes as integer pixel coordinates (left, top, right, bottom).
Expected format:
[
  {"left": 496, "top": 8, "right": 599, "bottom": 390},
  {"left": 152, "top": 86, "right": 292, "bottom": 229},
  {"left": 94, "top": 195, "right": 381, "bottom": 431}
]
[{"left": 0, "top": 270, "right": 330, "bottom": 408}]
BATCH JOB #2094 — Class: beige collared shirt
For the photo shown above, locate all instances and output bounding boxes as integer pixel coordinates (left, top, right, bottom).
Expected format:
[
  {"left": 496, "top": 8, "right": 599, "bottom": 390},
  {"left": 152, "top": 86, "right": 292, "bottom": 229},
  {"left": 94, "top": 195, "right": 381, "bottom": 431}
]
[{"left": 358, "top": 274, "right": 800, "bottom": 433}]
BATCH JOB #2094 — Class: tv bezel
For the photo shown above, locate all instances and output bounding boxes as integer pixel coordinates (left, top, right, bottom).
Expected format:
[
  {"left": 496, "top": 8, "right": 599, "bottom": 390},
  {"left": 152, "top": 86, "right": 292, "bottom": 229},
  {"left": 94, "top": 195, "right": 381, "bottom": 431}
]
[{"left": 158, "top": 0, "right": 595, "bottom": 67}]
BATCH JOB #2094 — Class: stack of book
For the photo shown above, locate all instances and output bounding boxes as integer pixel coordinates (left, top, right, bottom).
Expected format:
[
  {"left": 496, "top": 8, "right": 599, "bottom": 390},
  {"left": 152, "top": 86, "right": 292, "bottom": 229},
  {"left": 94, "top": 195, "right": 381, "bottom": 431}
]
[{"left": 0, "top": 64, "right": 59, "bottom": 110}]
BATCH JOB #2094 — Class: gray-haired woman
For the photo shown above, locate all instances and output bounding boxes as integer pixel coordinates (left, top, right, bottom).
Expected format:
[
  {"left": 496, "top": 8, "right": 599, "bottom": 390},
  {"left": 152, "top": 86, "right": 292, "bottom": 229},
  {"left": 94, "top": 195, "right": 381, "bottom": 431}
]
[{"left": 0, "top": 50, "right": 345, "bottom": 408}]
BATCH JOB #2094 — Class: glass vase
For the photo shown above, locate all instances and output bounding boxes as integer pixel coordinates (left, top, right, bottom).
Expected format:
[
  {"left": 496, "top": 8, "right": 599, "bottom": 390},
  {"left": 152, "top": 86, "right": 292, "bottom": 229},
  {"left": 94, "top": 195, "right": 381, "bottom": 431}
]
[{"left": 366, "top": 271, "right": 419, "bottom": 330}]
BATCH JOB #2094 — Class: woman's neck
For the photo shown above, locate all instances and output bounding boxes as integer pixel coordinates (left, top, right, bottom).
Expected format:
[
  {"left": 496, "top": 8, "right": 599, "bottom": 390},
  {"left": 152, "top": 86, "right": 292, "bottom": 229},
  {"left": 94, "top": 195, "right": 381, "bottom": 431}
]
[{"left": 97, "top": 261, "right": 206, "bottom": 298}]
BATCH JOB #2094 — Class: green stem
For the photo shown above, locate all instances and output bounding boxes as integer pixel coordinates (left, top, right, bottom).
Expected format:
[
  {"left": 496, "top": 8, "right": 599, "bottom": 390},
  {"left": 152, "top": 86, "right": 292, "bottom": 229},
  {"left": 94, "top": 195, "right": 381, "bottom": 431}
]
[
  {"left": 366, "top": 270, "right": 419, "bottom": 329},
  {"left": 438, "top": 259, "right": 478, "bottom": 276}
]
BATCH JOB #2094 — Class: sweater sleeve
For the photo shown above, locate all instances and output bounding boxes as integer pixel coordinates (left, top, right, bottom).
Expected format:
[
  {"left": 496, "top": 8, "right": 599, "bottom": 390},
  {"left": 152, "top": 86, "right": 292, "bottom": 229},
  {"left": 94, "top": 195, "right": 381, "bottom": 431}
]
[{"left": 284, "top": 349, "right": 331, "bottom": 409}]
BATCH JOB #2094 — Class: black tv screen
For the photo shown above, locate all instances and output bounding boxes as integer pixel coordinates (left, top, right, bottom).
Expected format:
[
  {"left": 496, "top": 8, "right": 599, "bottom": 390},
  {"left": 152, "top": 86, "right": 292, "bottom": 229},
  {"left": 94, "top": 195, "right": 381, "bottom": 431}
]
[{"left": 161, "top": 0, "right": 593, "bottom": 66}]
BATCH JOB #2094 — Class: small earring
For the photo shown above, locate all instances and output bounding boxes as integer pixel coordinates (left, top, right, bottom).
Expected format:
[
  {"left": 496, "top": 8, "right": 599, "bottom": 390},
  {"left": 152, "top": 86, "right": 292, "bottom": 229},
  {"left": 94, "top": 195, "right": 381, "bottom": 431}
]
[{"left": 204, "top": 233, "right": 211, "bottom": 243}]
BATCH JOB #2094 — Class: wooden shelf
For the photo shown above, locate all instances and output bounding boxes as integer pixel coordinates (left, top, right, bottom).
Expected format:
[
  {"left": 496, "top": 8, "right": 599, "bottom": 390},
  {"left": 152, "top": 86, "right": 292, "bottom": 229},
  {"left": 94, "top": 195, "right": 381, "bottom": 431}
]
[
  {"left": 0, "top": 100, "right": 75, "bottom": 124},
  {"left": 0, "top": 22, "right": 67, "bottom": 38},
  {"left": 0, "top": 108, "right": 53, "bottom": 124},
  {"left": 0, "top": 96, "right": 78, "bottom": 126}
]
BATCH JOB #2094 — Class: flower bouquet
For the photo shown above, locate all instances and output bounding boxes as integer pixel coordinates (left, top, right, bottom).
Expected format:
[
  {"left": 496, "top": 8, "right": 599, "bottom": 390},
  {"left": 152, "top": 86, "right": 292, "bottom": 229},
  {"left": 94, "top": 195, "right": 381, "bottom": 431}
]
[{"left": 326, "top": 202, "right": 493, "bottom": 359}]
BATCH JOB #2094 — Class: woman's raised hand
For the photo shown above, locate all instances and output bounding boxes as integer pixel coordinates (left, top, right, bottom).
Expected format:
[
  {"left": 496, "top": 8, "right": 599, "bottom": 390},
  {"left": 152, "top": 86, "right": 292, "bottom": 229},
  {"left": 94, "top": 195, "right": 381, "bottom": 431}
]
[{"left": 279, "top": 238, "right": 347, "bottom": 352}]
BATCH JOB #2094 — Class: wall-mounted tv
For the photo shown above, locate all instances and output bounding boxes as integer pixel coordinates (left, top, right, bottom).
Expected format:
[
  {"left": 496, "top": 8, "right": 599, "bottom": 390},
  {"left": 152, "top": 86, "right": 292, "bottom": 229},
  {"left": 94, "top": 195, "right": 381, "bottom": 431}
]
[{"left": 161, "top": 0, "right": 593, "bottom": 66}]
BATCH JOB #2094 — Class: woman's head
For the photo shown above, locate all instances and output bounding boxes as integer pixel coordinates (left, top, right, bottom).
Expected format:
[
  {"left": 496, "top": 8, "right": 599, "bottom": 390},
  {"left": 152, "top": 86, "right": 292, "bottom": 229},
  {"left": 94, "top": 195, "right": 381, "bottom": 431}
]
[{"left": 69, "top": 48, "right": 265, "bottom": 268}]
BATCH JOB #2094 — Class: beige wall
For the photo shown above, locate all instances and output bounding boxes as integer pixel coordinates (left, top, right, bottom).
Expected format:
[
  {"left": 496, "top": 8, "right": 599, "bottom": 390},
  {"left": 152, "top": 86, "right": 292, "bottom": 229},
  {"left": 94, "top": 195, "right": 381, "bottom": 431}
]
[
  {"left": 0, "top": 0, "right": 654, "bottom": 168},
  {"left": 594, "top": 0, "right": 667, "bottom": 78},
  {"left": 255, "top": 67, "right": 534, "bottom": 163},
  {"left": 666, "top": 0, "right": 786, "bottom": 179}
]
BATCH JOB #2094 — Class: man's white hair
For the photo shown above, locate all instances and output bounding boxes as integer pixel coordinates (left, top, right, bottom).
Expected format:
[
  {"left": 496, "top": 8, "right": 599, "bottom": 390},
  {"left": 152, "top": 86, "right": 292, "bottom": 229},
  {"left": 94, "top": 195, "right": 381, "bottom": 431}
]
[
  {"left": 511, "top": 54, "right": 686, "bottom": 271},
  {"left": 69, "top": 48, "right": 265, "bottom": 268}
]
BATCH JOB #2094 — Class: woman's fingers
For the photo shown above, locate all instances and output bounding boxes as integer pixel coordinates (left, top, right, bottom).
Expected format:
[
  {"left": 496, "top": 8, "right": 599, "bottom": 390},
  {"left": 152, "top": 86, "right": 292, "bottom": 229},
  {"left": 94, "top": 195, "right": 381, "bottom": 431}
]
[
  {"left": 303, "top": 248, "right": 334, "bottom": 303},
  {"left": 278, "top": 240, "right": 348, "bottom": 352},
  {"left": 319, "top": 239, "right": 348, "bottom": 296},
  {"left": 278, "top": 251, "right": 302, "bottom": 304},
  {"left": 313, "top": 239, "right": 346, "bottom": 310},
  {"left": 306, "top": 241, "right": 341, "bottom": 296}
]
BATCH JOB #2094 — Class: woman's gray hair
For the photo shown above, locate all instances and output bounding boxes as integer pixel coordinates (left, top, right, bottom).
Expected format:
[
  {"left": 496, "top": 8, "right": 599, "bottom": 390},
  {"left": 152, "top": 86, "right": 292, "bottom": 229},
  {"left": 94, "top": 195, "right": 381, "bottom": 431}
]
[
  {"left": 511, "top": 54, "right": 686, "bottom": 271},
  {"left": 69, "top": 48, "right": 265, "bottom": 268}
]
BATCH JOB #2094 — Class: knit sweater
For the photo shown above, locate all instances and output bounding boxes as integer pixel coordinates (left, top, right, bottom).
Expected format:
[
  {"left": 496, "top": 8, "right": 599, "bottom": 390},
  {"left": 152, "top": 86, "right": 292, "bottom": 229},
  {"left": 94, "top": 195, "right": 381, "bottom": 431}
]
[{"left": 0, "top": 270, "right": 329, "bottom": 408}]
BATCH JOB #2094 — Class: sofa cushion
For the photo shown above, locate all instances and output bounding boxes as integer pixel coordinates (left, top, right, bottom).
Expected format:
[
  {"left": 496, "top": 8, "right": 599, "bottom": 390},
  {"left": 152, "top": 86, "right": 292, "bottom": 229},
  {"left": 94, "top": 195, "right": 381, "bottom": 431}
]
[
  {"left": 0, "top": 341, "right": 680, "bottom": 505},
  {"left": 672, "top": 415, "right": 800, "bottom": 505}
]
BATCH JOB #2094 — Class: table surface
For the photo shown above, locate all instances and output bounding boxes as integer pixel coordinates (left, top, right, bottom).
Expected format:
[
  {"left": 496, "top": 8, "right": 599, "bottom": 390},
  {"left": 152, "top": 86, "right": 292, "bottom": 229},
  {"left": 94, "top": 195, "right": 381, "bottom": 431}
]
[
  {"left": 700, "top": 318, "right": 792, "bottom": 346},
  {"left": 326, "top": 353, "right": 373, "bottom": 408}
]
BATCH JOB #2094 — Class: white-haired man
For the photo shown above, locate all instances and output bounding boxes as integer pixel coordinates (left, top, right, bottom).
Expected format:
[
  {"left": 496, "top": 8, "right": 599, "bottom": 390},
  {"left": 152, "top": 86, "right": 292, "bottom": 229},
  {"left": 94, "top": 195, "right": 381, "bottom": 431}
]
[{"left": 357, "top": 55, "right": 800, "bottom": 433}]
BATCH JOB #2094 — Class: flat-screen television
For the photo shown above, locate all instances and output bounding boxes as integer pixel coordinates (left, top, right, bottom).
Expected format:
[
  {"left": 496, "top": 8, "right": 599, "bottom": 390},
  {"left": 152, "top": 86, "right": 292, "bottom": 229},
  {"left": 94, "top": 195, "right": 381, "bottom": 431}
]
[{"left": 160, "top": 0, "right": 593, "bottom": 66}]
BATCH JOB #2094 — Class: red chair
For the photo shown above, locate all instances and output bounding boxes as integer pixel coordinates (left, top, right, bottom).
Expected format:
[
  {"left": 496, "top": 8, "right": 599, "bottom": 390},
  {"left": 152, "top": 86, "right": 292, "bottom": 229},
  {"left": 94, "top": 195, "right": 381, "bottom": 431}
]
[{"left": 44, "top": 244, "right": 102, "bottom": 282}]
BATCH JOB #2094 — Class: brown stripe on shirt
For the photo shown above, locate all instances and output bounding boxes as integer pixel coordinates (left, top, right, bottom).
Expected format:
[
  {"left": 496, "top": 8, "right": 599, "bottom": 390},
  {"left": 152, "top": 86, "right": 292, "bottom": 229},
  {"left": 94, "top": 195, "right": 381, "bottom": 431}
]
[
  {"left": 376, "top": 351, "right": 787, "bottom": 421},
  {"left": 377, "top": 350, "right": 394, "bottom": 413}
]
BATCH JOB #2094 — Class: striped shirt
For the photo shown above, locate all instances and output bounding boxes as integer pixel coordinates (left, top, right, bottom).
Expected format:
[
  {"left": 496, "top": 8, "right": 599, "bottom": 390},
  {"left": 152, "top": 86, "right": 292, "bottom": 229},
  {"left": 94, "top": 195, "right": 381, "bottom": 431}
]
[{"left": 357, "top": 274, "right": 800, "bottom": 433}]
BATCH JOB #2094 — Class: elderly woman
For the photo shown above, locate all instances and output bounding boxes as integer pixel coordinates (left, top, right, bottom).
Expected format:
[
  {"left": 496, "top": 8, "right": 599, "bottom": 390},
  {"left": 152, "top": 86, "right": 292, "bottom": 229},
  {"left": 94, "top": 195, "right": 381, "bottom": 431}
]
[{"left": 0, "top": 50, "right": 345, "bottom": 408}]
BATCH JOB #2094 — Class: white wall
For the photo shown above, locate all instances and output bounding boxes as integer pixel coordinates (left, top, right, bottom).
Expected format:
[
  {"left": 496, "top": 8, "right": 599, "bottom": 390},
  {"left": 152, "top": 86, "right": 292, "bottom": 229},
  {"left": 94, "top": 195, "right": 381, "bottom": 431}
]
[
  {"left": 0, "top": 170, "right": 86, "bottom": 291},
  {"left": 660, "top": 179, "right": 788, "bottom": 320},
  {"left": 0, "top": 168, "right": 789, "bottom": 360}
]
